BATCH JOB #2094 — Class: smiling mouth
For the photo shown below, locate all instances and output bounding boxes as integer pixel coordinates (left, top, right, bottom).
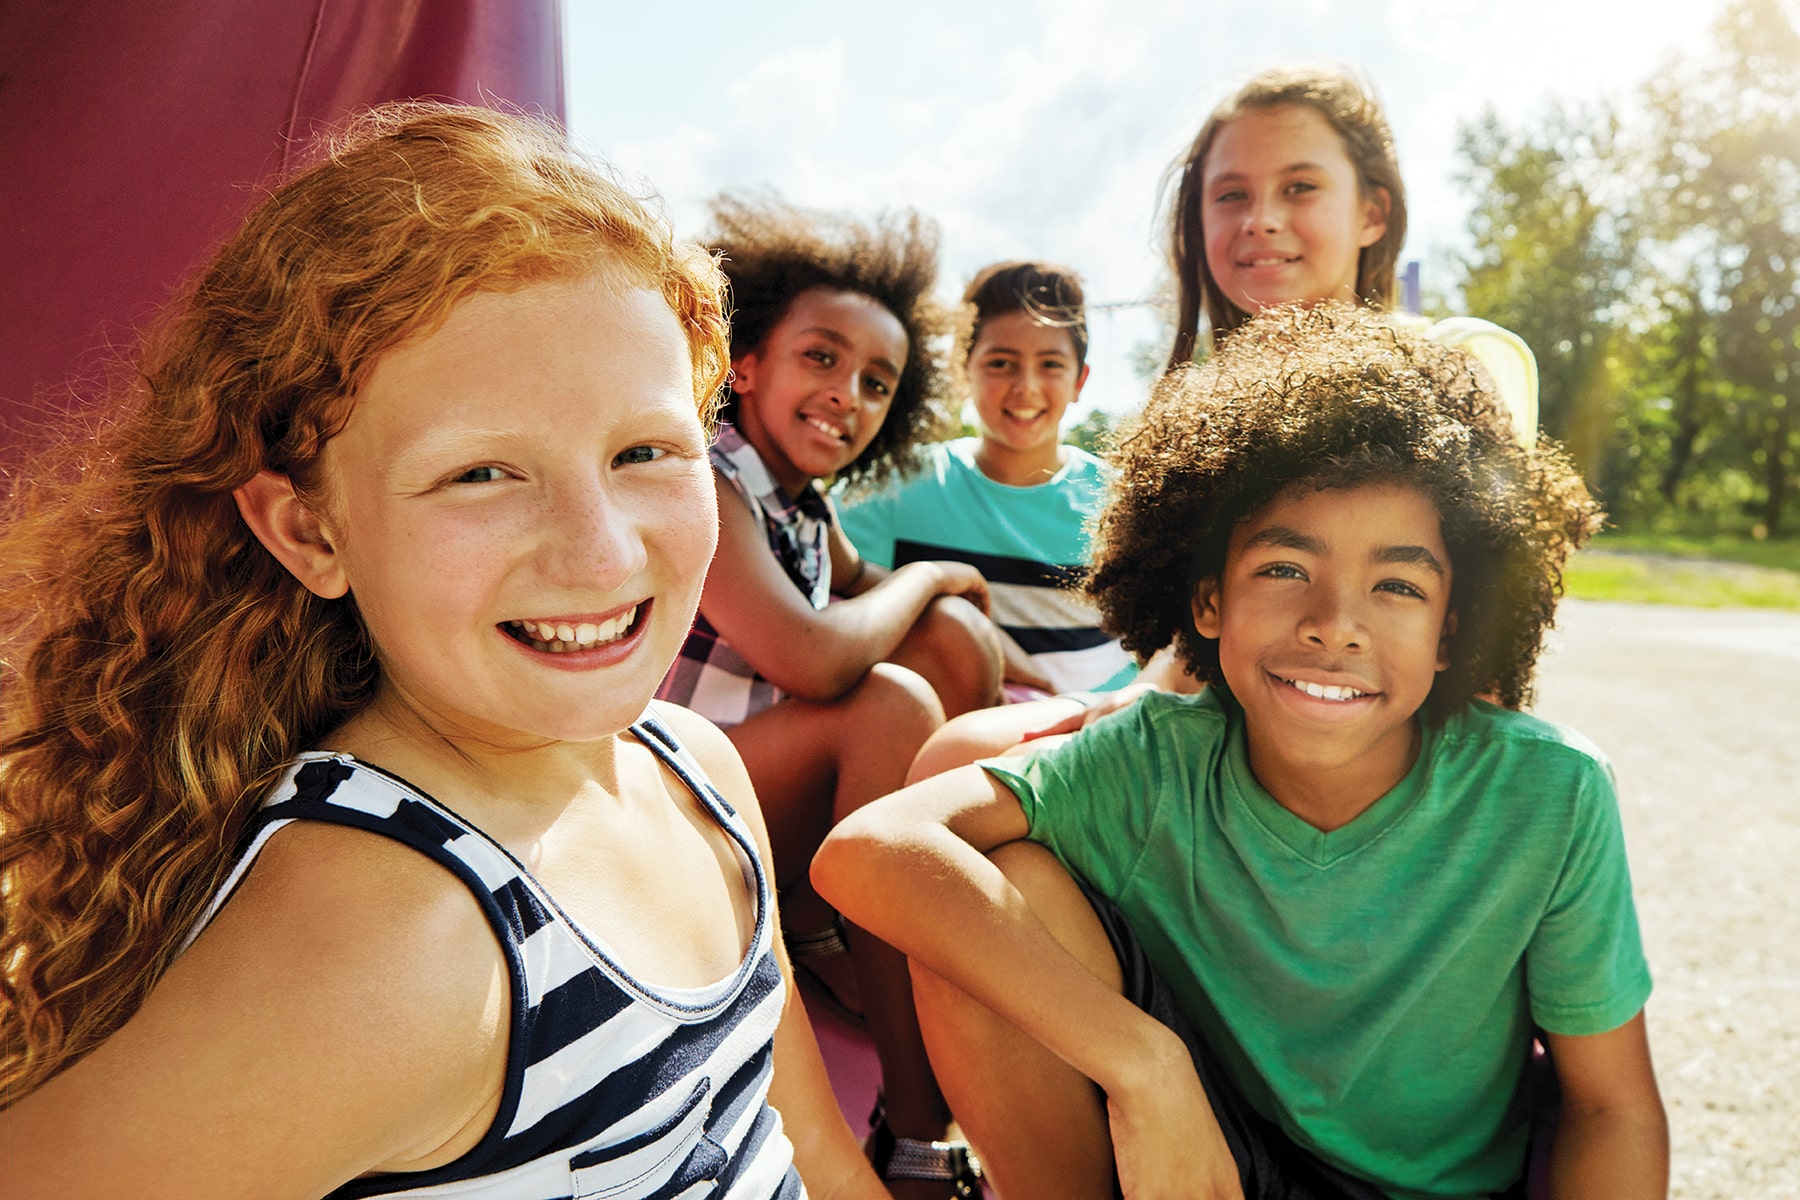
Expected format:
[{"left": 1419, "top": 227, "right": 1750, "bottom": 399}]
[
  {"left": 504, "top": 605, "right": 641, "bottom": 653},
  {"left": 803, "top": 415, "right": 848, "bottom": 442},
  {"left": 1276, "top": 673, "right": 1372, "bottom": 702},
  {"left": 1240, "top": 254, "right": 1299, "bottom": 268}
]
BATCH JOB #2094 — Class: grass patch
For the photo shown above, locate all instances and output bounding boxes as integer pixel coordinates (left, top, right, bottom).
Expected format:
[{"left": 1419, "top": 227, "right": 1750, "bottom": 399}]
[
  {"left": 1565, "top": 535, "right": 1800, "bottom": 610},
  {"left": 1588, "top": 532, "right": 1800, "bottom": 574}
]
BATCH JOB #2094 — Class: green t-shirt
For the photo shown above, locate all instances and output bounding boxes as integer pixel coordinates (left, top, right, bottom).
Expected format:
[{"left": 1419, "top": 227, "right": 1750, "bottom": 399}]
[{"left": 983, "top": 689, "right": 1651, "bottom": 1199}]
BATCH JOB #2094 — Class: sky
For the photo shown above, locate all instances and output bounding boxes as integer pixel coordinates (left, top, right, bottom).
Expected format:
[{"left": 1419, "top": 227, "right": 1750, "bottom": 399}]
[{"left": 563, "top": 0, "right": 1726, "bottom": 413}]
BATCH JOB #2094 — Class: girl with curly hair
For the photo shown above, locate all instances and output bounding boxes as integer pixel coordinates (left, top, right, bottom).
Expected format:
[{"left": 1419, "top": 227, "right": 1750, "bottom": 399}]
[
  {"left": 653, "top": 194, "right": 1000, "bottom": 1197},
  {"left": 817, "top": 305, "right": 1667, "bottom": 1199},
  {"left": 2, "top": 105, "right": 889, "bottom": 1199}
]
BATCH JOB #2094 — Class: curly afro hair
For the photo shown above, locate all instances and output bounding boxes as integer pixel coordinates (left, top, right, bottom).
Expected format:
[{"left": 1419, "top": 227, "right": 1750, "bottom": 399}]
[
  {"left": 707, "top": 193, "right": 955, "bottom": 490},
  {"left": 1088, "top": 303, "right": 1602, "bottom": 715}
]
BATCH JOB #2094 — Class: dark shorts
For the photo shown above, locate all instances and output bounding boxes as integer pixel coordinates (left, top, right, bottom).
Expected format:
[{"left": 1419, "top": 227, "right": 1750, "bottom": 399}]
[{"left": 1079, "top": 881, "right": 1529, "bottom": 1200}]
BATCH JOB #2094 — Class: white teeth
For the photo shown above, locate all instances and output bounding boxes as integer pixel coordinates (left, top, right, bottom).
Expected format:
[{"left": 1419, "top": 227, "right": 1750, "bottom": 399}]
[
  {"left": 804, "top": 416, "right": 846, "bottom": 440},
  {"left": 1285, "top": 677, "right": 1366, "bottom": 701},
  {"left": 511, "top": 606, "right": 639, "bottom": 652}
]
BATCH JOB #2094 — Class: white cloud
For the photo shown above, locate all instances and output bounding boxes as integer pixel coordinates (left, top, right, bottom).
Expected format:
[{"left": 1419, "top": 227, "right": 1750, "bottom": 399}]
[{"left": 564, "top": 0, "right": 1732, "bottom": 411}]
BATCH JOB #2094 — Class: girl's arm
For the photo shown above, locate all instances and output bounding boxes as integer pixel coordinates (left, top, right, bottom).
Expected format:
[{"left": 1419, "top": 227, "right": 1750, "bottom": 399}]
[
  {"left": 700, "top": 479, "right": 991, "bottom": 701},
  {"left": 812, "top": 765, "right": 1238, "bottom": 1198},
  {"left": 655, "top": 702, "right": 889, "bottom": 1200},
  {"left": 1544, "top": 1012, "right": 1669, "bottom": 1199},
  {"left": 1, "top": 822, "right": 510, "bottom": 1198}
]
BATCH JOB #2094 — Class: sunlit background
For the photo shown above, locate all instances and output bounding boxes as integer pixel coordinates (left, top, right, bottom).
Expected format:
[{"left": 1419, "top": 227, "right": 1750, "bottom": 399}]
[{"left": 564, "top": 0, "right": 1713, "bottom": 410}]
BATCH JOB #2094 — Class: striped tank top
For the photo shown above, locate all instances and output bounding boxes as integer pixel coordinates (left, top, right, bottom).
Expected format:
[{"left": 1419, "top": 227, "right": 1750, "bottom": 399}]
[{"left": 185, "top": 715, "right": 805, "bottom": 1199}]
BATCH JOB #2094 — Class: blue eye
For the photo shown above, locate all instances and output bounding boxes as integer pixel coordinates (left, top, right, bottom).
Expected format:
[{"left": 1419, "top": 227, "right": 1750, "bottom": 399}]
[
  {"left": 613, "top": 445, "right": 667, "bottom": 466},
  {"left": 454, "top": 465, "right": 507, "bottom": 483}
]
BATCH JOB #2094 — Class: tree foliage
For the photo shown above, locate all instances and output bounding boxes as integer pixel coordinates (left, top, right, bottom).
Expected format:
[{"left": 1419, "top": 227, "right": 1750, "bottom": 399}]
[{"left": 1452, "top": 0, "right": 1799, "bottom": 535}]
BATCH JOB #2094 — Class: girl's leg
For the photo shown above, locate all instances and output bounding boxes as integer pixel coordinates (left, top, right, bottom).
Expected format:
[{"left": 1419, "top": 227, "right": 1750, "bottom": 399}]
[
  {"left": 726, "top": 665, "right": 956, "bottom": 1163},
  {"left": 886, "top": 595, "right": 1005, "bottom": 719},
  {"left": 905, "top": 697, "right": 1088, "bottom": 785},
  {"left": 910, "top": 840, "right": 1122, "bottom": 1199}
]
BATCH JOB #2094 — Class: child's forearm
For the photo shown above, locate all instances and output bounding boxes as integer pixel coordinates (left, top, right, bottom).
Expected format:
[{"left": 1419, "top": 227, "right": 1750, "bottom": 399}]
[
  {"left": 816, "top": 783, "right": 1237, "bottom": 1190},
  {"left": 814, "top": 778, "right": 1189, "bottom": 1102},
  {"left": 791, "top": 562, "right": 981, "bottom": 697},
  {"left": 1547, "top": 1101, "right": 1669, "bottom": 1200}
]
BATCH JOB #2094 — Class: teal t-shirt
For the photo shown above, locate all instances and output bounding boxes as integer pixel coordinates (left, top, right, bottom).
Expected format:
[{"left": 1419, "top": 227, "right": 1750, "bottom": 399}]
[
  {"left": 983, "top": 689, "right": 1651, "bottom": 1199},
  {"left": 836, "top": 438, "right": 1135, "bottom": 693}
]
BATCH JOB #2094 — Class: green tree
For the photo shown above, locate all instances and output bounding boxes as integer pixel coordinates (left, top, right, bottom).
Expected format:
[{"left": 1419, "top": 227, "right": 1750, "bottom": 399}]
[
  {"left": 1639, "top": 0, "right": 1800, "bottom": 533},
  {"left": 1064, "top": 408, "right": 1116, "bottom": 456},
  {"left": 1454, "top": 103, "right": 1637, "bottom": 488}
]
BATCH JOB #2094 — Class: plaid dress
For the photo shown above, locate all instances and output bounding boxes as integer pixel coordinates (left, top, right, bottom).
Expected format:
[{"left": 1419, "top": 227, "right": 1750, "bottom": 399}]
[{"left": 657, "top": 424, "right": 834, "bottom": 728}]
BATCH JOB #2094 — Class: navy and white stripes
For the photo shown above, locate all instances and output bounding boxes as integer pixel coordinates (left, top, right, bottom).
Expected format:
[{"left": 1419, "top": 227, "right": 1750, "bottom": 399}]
[{"left": 184, "top": 715, "right": 804, "bottom": 1199}]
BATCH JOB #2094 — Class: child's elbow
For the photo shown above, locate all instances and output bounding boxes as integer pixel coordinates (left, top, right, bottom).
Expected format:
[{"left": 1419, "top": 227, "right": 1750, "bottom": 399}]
[{"left": 810, "top": 810, "right": 887, "bottom": 910}]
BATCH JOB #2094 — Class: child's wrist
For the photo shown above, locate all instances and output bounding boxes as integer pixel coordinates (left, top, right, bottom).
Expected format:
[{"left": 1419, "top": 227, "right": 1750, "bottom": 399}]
[{"left": 1084, "top": 1009, "right": 1193, "bottom": 1100}]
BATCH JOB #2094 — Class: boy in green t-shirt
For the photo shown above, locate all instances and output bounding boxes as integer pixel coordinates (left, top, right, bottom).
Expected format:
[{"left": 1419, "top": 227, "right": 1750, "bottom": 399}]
[{"left": 814, "top": 304, "right": 1668, "bottom": 1199}]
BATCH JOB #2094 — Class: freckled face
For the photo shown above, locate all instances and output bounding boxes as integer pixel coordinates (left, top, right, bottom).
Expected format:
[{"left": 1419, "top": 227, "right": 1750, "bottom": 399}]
[
  {"left": 1192, "top": 483, "right": 1453, "bottom": 803},
  {"left": 1201, "top": 104, "right": 1389, "bottom": 316},
  {"left": 315, "top": 275, "right": 718, "bottom": 746},
  {"left": 728, "top": 286, "right": 909, "bottom": 495}
]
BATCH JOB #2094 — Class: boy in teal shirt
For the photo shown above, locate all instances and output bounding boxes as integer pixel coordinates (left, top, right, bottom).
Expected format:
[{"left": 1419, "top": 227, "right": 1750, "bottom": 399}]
[
  {"left": 837, "top": 261, "right": 1136, "bottom": 697},
  {"left": 815, "top": 305, "right": 1667, "bottom": 1199}
]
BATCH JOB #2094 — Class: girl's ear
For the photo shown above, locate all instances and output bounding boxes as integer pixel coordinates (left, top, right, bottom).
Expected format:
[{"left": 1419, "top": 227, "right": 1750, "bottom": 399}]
[
  {"left": 727, "top": 349, "right": 759, "bottom": 401},
  {"left": 1191, "top": 577, "right": 1223, "bottom": 639},
  {"left": 1358, "top": 184, "right": 1391, "bottom": 250},
  {"left": 1073, "top": 362, "right": 1092, "bottom": 396},
  {"left": 234, "top": 471, "right": 349, "bottom": 599}
]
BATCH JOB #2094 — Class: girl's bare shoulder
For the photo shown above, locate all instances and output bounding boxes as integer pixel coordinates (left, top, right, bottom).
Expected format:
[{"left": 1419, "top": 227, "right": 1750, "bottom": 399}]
[{"left": 4, "top": 816, "right": 509, "bottom": 1197}]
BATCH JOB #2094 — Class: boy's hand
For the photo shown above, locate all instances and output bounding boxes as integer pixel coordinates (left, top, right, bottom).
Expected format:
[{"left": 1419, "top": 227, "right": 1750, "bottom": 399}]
[
  {"left": 1022, "top": 682, "right": 1156, "bottom": 740},
  {"left": 1105, "top": 1041, "right": 1243, "bottom": 1200}
]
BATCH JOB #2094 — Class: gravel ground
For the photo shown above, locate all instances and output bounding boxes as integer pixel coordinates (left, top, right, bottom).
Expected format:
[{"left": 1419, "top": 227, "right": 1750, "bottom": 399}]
[{"left": 1532, "top": 598, "right": 1800, "bottom": 1197}]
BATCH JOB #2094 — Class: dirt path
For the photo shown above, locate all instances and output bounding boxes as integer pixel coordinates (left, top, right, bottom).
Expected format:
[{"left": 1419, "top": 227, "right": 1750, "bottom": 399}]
[{"left": 1532, "top": 599, "right": 1800, "bottom": 1197}]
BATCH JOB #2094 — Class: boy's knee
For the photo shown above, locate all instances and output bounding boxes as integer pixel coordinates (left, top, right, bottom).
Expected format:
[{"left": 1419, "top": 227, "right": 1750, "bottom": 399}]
[
  {"left": 906, "top": 698, "right": 1084, "bottom": 784},
  {"left": 901, "top": 595, "right": 1004, "bottom": 717}
]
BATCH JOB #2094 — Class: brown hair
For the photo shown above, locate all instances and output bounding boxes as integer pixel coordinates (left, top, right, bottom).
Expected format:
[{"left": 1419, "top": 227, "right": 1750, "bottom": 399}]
[
  {"left": 708, "top": 193, "right": 953, "bottom": 489},
  {"left": 1164, "top": 63, "right": 1408, "bottom": 365},
  {"left": 1089, "top": 304, "right": 1600, "bottom": 715},
  {"left": 957, "top": 260, "right": 1089, "bottom": 369},
  {"left": 0, "top": 102, "right": 729, "bottom": 1099}
]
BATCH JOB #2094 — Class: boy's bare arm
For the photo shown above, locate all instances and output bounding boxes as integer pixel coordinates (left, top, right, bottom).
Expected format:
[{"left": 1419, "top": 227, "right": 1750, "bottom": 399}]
[
  {"left": 700, "top": 481, "right": 990, "bottom": 700},
  {"left": 812, "top": 766, "right": 1242, "bottom": 1199},
  {"left": 1544, "top": 1011, "right": 1669, "bottom": 1199}
]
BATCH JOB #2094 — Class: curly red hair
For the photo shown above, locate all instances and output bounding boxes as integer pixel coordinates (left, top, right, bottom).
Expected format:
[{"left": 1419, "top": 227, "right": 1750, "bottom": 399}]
[{"left": 0, "top": 103, "right": 729, "bottom": 1099}]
